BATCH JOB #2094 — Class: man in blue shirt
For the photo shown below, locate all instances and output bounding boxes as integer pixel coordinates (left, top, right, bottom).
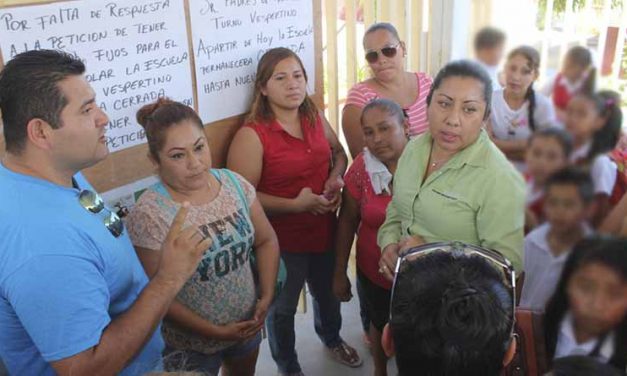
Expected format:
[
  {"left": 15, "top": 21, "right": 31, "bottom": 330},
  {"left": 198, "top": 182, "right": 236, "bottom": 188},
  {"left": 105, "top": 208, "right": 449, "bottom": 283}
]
[{"left": 0, "top": 50, "right": 212, "bottom": 375}]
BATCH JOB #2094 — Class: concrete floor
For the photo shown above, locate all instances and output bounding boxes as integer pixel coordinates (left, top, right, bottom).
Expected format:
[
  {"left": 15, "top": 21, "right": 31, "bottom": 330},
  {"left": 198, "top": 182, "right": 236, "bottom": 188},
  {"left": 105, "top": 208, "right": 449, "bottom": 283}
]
[{"left": 252, "top": 287, "right": 398, "bottom": 376}]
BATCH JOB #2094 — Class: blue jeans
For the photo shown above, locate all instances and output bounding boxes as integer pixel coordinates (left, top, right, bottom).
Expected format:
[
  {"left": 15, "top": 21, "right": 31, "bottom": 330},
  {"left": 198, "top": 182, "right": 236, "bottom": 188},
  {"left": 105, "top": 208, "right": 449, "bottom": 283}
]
[
  {"left": 266, "top": 251, "right": 343, "bottom": 374},
  {"left": 163, "top": 332, "right": 262, "bottom": 375},
  {"left": 356, "top": 275, "right": 371, "bottom": 332}
]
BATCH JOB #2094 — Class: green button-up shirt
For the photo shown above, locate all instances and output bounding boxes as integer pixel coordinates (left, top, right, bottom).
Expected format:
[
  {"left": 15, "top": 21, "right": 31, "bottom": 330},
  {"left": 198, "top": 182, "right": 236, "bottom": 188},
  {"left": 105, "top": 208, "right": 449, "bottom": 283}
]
[{"left": 377, "top": 129, "right": 525, "bottom": 271}]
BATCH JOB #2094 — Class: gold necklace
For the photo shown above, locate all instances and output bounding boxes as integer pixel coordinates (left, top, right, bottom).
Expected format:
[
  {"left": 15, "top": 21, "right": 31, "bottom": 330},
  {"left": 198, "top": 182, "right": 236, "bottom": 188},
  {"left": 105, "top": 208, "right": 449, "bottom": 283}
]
[{"left": 430, "top": 158, "right": 448, "bottom": 168}]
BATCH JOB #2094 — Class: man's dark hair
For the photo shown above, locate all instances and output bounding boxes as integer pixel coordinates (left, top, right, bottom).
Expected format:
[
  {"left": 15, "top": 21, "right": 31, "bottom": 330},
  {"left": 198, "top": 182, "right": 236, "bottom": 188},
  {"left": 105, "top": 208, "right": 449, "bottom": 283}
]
[
  {"left": 0, "top": 49, "right": 85, "bottom": 154},
  {"left": 390, "top": 251, "right": 514, "bottom": 376},
  {"left": 545, "top": 167, "right": 595, "bottom": 204},
  {"left": 474, "top": 27, "right": 506, "bottom": 51}
]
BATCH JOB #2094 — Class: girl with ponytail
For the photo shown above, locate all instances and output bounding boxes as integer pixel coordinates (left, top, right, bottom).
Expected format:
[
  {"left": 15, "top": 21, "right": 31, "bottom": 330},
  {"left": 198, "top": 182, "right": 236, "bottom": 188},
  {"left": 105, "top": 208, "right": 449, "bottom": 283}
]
[
  {"left": 542, "top": 46, "right": 596, "bottom": 122},
  {"left": 488, "top": 46, "right": 557, "bottom": 171},
  {"left": 565, "top": 90, "right": 624, "bottom": 226}
]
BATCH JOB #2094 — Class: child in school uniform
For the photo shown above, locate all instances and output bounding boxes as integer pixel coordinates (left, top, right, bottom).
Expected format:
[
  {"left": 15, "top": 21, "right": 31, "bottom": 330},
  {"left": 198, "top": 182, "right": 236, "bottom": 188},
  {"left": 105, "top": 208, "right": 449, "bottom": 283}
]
[
  {"left": 525, "top": 128, "right": 573, "bottom": 231},
  {"left": 542, "top": 46, "right": 595, "bottom": 123},
  {"left": 488, "top": 46, "right": 557, "bottom": 172},
  {"left": 520, "top": 168, "right": 594, "bottom": 312},
  {"left": 565, "top": 91, "right": 624, "bottom": 225},
  {"left": 543, "top": 238, "right": 627, "bottom": 373}
]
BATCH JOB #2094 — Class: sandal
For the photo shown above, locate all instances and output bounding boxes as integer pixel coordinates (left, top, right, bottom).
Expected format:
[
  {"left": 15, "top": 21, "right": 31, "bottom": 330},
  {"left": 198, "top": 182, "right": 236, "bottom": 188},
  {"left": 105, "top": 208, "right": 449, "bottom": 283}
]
[{"left": 328, "top": 341, "right": 363, "bottom": 368}]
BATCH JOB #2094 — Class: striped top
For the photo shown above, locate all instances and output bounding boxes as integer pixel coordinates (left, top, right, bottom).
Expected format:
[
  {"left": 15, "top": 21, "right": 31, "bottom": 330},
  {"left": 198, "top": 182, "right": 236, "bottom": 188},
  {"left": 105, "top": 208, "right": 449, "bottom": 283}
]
[{"left": 344, "top": 72, "right": 433, "bottom": 137}]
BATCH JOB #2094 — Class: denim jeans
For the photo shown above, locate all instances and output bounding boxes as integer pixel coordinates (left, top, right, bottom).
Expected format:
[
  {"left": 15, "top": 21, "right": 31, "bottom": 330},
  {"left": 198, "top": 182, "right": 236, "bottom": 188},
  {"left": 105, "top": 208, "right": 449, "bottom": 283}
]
[
  {"left": 355, "top": 275, "right": 371, "bottom": 332},
  {"left": 163, "top": 332, "right": 262, "bottom": 375},
  {"left": 266, "top": 250, "right": 343, "bottom": 374}
]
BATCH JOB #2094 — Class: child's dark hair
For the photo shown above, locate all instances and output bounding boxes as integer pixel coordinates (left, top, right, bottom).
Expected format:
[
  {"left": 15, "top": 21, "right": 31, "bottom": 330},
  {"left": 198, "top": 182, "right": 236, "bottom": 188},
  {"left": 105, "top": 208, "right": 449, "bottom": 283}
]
[
  {"left": 360, "top": 98, "right": 406, "bottom": 127},
  {"left": 529, "top": 127, "right": 574, "bottom": 159},
  {"left": 507, "top": 46, "right": 541, "bottom": 131},
  {"left": 545, "top": 167, "right": 594, "bottom": 204},
  {"left": 544, "top": 237, "right": 627, "bottom": 371},
  {"left": 549, "top": 355, "right": 623, "bottom": 376},
  {"left": 577, "top": 90, "right": 623, "bottom": 160},
  {"left": 474, "top": 27, "right": 506, "bottom": 51},
  {"left": 565, "top": 46, "right": 595, "bottom": 95}
]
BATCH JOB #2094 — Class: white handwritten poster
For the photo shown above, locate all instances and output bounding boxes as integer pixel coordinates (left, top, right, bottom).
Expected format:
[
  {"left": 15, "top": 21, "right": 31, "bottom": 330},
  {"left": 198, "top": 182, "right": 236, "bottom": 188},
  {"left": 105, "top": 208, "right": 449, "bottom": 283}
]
[
  {"left": 189, "top": 0, "right": 315, "bottom": 124},
  {"left": 0, "top": 0, "right": 194, "bottom": 152}
]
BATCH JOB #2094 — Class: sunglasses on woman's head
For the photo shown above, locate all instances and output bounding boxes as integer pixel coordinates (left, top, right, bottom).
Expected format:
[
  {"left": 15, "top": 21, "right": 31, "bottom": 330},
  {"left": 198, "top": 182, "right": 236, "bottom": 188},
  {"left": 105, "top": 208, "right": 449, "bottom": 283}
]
[
  {"left": 389, "top": 241, "right": 516, "bottom": 337},
  {"left": 78, "top": 189, "right": 124, "bottom": 238},
  {"left": 365, "top": 43, "right": 400, "bottom": 64}
]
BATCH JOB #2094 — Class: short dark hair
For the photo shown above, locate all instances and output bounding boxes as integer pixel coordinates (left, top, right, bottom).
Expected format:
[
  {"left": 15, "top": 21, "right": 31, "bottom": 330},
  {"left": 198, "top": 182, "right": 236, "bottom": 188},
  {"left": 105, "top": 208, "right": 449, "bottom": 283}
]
[
  {"left": 565, "top": 46, "right": 593, "bottom": 69},
  {"left": 0, "top": 49, "right": 85, "bottom": 154},
  {"left": 360, "top": 98, "right": 406, "bottom": 127},
  {"left": 548, "top": 355, "right": 623, "bottom": 376},
  {"left": 390, "top": 251, "right": 513, "bottom": 376},
  {"left": 545, "top": 167, "right": 595, "bottom": 204},
  {"left": 474, "top": 27, "right": 506, "bottom": 51},
  {"left": 427, "top": 60, "right": 493, "bottom": 120},
  {"left": 528, "top": 127, "right": 574, "bottom": 159}
]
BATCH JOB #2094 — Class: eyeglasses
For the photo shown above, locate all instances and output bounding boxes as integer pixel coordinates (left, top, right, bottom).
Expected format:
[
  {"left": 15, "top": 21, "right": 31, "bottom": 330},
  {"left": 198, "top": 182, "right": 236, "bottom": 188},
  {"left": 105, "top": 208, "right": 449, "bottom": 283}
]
[
  {"left": 389, "top": 241, "right": 516, "bottom": 337},
  {"left": 78, "top": 189, "right": 124, "bottom": 238},
  {"left": 365, "top": 43, "right": 400, "bottom": 64}
]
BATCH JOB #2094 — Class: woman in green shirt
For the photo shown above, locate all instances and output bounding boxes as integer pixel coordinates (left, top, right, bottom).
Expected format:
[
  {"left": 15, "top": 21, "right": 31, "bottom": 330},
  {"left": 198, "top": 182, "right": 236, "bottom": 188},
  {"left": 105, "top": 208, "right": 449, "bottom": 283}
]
[{"left": 377, "top": 60, "right": 525, "bottom": 280}]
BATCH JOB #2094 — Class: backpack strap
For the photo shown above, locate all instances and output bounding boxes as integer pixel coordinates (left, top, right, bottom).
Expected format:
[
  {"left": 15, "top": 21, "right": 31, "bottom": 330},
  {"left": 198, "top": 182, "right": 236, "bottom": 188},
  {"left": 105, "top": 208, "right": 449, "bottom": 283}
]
[
  {"left": 218, "top": 169, "right": 249, "bottom": 211},
  {"left": 503, "top": 309, "right": 548, "bottom": 376}
]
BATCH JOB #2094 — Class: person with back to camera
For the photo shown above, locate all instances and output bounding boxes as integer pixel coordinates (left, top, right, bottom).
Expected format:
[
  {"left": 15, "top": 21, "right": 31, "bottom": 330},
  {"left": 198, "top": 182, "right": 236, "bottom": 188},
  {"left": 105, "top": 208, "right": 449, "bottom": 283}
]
[
  {"left": 380, "top": 242, "right": 518, "bottom": 376},
  {"left": 473, "top": 26, "right": 507, "bottom": 90},
  {"left": 0, "top": 50, "right": 210, "bottom": 375},
  {"left": 342, "top": 22, "right": 433, "bottom": 158},
  {"left": 126, "top": 98, "right": 280, "bottom": 376}
]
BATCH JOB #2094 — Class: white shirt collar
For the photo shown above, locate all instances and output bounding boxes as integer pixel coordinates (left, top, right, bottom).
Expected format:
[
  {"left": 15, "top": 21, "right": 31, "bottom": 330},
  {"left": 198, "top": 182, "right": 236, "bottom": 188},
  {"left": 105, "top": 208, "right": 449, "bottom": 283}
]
[
  {"left": 527, "top": 223, "right": 593, "bottom": 260},
  {"left": 363, "top": 148, "right": 393, "bottom": 195},
  {"left": 556, "top": 312, "right": 615, "bottom": 361},
  {"left": 570, "top": 141, "right": 592, "bottom": 163},
  {"left": 558, "top": 72, "right": 589, "bottom": 94}
]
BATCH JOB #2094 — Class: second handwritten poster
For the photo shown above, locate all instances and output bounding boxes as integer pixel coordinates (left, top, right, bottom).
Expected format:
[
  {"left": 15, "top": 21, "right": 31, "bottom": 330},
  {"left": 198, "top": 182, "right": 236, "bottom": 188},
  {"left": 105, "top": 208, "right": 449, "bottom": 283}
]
[
  {"left": 0, "top": 0, "right": 194, "bottom": 152},
  {"left": 189, "top": 0, "right": 315, "bottom": 124}
]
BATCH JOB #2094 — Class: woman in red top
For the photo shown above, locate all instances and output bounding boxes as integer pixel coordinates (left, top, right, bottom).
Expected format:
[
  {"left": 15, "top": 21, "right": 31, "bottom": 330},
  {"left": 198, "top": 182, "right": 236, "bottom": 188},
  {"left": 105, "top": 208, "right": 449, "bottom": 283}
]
[
  {"left": 227, "top": 47, "right": 361, "bottom": 376},
  {"left": 333, "top": 99, "right": 409, "bottom": 376}
]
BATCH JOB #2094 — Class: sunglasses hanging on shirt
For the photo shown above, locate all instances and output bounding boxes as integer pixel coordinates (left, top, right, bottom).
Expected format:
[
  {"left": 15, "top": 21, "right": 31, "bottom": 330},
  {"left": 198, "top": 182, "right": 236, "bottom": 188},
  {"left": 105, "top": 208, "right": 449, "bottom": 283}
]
[{"left": 74, "top": 179, "right": 124, "bottom": 238}]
